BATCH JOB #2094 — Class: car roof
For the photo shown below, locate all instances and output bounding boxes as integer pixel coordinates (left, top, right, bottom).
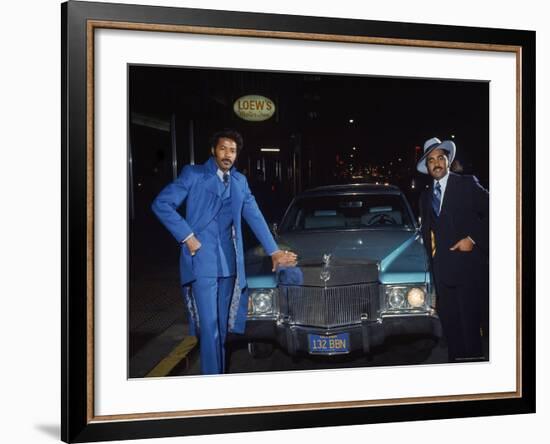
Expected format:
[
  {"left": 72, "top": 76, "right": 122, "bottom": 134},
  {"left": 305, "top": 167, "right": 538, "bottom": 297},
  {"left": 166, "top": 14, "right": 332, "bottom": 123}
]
[{"left": 296, "top": 183, "right": 402, "bottom": 197}]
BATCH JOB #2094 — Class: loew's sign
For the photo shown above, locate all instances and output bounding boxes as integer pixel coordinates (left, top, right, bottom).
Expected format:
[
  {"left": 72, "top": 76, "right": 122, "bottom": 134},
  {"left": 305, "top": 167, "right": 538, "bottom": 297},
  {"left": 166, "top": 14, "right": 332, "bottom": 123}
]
[{"left": 233, "top": 95, "right": 276, "bottom": 121}]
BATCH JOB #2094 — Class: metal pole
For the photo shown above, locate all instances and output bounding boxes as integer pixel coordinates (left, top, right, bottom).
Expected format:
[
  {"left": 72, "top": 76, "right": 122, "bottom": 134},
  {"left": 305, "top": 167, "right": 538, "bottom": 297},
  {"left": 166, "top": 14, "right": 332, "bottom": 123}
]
[
  {"left": 292, "top": 151, "right": 297, "bottom": 196},
  {"left": 170, "top": 113, "right": 178, "bottom": 180},
  {"left": 128, "top": 125, "right": 135, "bottom": 220},
  {"left": 188, "top": 120, "right": 195, "bottom": 165}
]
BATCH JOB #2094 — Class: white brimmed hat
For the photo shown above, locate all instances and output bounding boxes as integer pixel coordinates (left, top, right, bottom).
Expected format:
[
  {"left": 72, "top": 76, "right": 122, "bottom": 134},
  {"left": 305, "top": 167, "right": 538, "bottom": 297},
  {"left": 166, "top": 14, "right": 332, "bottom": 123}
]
[{"left": 416, "top": 137, "right": 456, "bottom": 175}]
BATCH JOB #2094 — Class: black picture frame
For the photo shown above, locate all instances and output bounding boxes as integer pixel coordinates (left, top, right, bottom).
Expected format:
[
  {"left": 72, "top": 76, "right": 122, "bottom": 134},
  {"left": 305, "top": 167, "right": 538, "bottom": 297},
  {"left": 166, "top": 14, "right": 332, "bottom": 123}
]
[{"left": 62, "top": 1, "right": 536, "bottom": 442}]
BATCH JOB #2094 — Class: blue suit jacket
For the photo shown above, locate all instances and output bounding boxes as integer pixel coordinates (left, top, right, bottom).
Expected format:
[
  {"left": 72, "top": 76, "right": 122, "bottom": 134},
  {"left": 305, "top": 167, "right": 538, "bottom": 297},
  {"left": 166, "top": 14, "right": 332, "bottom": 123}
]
[
  {"left": 419, "top": 172, "right": 489, "bottom": 286},
  {"left": 151, "top": 157, "right": 279, "bottom": 333}
]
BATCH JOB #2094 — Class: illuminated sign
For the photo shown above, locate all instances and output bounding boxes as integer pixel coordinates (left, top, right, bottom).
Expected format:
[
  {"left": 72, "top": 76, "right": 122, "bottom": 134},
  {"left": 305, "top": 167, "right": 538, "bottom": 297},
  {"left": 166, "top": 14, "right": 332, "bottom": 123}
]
[{"left": 233, "top": 95, "right": 276, "bottom": 122}]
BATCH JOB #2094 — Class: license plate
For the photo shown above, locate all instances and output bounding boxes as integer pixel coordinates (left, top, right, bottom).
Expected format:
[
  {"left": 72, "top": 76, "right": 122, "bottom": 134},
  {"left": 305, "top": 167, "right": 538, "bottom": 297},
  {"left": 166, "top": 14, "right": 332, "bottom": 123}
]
[{"left": 308, "top": 333, "right": 350, "bottom": 354}]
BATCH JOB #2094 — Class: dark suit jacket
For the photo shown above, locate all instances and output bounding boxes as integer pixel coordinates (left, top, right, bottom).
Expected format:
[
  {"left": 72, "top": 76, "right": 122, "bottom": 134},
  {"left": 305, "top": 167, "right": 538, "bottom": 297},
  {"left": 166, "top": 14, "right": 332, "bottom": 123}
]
[{"left": 419, "top": 172, "right": 489, "bottom": 286}]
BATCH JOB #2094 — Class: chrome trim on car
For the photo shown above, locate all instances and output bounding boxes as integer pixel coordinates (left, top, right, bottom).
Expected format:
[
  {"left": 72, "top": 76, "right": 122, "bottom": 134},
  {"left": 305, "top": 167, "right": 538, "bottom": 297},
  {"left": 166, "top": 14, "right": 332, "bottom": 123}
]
[
  {"left": 380, "top": 311, "right": 436, "bottom": 318},
  {"left": 247, "top": 313, "right": 278, "bottom": 320}
]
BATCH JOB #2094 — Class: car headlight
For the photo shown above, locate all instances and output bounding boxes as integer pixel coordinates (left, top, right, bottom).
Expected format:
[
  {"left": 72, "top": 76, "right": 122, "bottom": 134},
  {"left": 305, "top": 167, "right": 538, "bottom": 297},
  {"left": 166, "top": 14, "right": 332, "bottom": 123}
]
[
  {"left": 387, "top": 287, "right": 406, "bottom": 309},
  {"left": 407, "top": 287, "right": 426, "bottom": 308},
  {"left": 382, "top": 285, "right": 427, "bottom": 311},
  {"left": 248, "top": 289, "right": 277, "bottom": 316}
]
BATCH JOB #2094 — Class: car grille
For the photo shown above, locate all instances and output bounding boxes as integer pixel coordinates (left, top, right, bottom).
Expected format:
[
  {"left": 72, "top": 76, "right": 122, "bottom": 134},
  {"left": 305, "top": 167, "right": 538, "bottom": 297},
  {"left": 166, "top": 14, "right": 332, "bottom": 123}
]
[{"left": 279, "top": 283, "right": 379, "bottom": 328}]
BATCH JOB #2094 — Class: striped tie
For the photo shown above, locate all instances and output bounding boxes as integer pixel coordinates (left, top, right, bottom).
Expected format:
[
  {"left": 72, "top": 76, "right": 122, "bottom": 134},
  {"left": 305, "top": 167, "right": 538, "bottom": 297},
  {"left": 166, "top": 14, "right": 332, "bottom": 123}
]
[{"left": 432, "top": 181, "right": 441, "bottom": 217}]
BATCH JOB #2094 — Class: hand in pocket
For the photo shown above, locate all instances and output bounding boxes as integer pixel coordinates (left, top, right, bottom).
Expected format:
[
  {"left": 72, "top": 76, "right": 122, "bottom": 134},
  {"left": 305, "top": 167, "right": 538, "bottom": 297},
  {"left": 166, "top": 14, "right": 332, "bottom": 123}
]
[{"left": 185, "top": 235, "right": 202, "bottom": 256}]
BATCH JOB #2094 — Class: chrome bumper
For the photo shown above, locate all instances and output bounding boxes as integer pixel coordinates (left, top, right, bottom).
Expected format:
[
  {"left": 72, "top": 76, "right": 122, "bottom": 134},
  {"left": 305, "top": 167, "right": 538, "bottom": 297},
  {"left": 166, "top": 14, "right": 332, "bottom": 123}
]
[{"left": 242, "top": 314, "right": 442, "bottom": 356}]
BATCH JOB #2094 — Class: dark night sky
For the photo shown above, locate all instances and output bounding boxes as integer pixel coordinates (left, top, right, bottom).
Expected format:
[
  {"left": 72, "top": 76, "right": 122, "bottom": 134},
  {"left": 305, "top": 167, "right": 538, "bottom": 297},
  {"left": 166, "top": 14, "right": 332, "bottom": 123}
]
[{"left": 129, "top": 65, "right": 489, "bottom": 197}]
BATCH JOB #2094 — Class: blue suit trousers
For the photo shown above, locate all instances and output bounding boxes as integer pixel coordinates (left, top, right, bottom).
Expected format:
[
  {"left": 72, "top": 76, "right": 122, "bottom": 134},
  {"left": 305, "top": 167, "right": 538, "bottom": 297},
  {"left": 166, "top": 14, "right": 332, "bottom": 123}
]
[{"left": 192, "top": 276, "right": 236, "bottom": 374}]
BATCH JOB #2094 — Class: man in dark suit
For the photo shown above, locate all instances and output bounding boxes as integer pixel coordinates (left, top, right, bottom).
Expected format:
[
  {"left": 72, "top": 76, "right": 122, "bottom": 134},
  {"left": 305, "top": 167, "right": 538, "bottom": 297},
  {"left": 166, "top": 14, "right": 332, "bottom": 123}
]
[
  {"left": 152, "top": 129, "right": 297, "bottom": 374},
  {"left": 417, "top": 137, "right": 489, "bottom": 362}
]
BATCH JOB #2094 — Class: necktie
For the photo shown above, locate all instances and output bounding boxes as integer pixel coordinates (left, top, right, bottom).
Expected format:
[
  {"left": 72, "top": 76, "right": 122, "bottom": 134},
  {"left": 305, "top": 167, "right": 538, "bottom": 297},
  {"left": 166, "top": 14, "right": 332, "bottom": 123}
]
[
  {"left": 223, "top": 172, "right": 229, "bottom": 187},
  {"left": 432, "top": 181, "right": 441, "bottom": 217}
]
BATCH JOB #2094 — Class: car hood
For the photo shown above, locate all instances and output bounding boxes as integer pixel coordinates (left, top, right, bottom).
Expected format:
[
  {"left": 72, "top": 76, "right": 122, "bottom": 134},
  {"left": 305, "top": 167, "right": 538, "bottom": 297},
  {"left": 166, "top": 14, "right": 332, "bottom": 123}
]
[{"left": 245, "top": 229, "right": 429, "bottom": 286}]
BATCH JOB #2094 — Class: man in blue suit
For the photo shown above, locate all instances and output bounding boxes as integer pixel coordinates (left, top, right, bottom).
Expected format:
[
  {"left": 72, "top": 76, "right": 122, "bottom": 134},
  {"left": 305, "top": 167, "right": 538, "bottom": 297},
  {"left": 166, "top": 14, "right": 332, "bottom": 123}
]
[
  {"left": 418, "top": 137, "right": 489, "bottom": 362},
  {"left": 152, "top": 129, "right": 297, "bottom": 374}
]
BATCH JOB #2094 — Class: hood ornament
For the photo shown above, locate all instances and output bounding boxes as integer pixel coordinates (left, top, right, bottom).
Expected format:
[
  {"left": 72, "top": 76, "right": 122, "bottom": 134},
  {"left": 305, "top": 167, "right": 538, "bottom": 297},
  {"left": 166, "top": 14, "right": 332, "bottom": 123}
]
[{"left": 320, "top": 253, "right": 332, "bottom": 288}]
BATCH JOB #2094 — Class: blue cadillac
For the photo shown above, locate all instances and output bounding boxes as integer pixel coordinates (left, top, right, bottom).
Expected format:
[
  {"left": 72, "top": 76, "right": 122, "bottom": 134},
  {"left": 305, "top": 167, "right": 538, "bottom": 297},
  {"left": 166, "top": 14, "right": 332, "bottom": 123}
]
[{"left": 243, "top": 183, "right": 442, "bottom": 357}]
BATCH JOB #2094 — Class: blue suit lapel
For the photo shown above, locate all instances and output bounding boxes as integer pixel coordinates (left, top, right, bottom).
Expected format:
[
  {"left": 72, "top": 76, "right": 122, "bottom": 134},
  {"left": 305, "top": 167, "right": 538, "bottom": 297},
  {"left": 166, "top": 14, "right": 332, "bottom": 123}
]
[
  {"left": 201, "top": 157, "right": 223, "bottom": 199},
  {"left": 203, "top": 174, "right": 222, "bottom": 198},
  {"left": 229, "top": 170, "right": 243, "bottom": 212},
  {"left": 193, "top": 158, "right": 222, "bottom": 227}
]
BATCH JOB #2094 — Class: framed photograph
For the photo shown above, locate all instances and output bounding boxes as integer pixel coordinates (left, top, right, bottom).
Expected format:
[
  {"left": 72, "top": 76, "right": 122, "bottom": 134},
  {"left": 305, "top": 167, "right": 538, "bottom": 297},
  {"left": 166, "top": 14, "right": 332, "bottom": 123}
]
[{"left": 62, "top": 0, "right": 535, "bottom": 442}]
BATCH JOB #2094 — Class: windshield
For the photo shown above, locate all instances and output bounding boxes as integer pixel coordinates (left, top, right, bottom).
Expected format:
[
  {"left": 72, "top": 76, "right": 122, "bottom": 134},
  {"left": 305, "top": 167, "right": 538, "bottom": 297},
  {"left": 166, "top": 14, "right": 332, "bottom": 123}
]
[{"left": 279, "top": 193, "right": 414, "bottom": 232}]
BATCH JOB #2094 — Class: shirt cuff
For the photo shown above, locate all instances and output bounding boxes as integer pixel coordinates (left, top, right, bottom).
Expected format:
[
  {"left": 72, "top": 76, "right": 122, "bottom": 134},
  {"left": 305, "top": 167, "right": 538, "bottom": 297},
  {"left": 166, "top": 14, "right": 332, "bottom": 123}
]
[
  {"left": 181, "top": 232, "right": 194, "bottom": 244},
  {"left": 270, "top": 249, "right": 282, "bottom": 256}
]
